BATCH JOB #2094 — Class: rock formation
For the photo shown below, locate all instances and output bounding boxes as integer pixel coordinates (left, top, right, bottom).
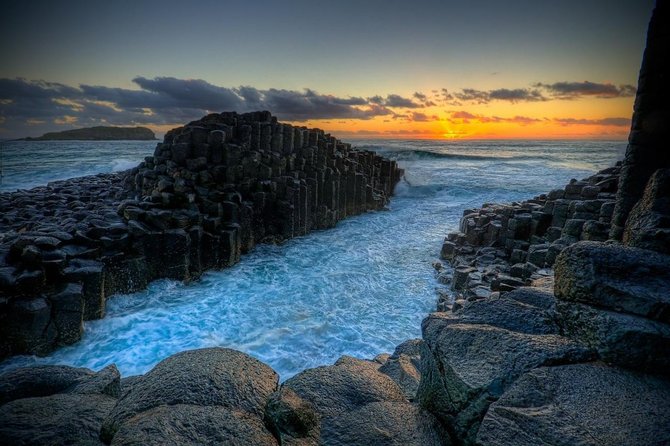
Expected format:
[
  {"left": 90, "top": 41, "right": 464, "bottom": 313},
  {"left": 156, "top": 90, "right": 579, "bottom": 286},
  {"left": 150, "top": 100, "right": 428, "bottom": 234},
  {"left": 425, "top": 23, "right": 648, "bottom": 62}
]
[
  {"left": 0, "top": 111, "right": 403, "bottom": 359},
  {"left": 610, "top": 0, "right": 670, "bottom": 239}
]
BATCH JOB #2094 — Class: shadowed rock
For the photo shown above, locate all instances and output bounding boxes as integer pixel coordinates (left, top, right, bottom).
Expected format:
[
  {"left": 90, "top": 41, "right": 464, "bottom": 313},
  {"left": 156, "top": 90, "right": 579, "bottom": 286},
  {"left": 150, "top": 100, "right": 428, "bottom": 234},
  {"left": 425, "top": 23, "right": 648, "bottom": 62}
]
[
  {"left": 0, "top": 364, "right": 95, "bottom": 405},
  {"left": 101, "top": 348, "right": 278, "bottom": 443},
  {"left": 555, "top": 241, "right": 670, "bottom": 324},
  {"left": 476, "top": 363, "right": 670, "bottom": 446},
  {"left": 111, "top": 405, "right": 278, "bottom": 446},
  {"left": 0, "top": 393, "right": 116, "bottom": 445},
  {"left": 623, "top": 168, "right": 670, "bottom": 253}
]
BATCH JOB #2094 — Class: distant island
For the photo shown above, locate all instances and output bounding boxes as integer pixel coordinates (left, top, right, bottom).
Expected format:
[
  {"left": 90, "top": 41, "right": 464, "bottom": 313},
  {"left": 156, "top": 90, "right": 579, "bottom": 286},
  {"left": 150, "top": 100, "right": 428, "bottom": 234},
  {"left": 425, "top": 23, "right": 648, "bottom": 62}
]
[{"left": 23, "top": 126, "right": 157, "bottom": 141}]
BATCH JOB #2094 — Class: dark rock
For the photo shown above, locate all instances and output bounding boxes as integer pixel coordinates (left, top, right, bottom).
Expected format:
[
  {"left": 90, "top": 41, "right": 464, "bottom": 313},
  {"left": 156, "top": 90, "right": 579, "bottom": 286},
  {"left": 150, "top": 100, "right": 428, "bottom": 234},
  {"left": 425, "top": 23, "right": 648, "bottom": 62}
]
[
  {"left": 476, "top": 363, "right": 670, "bottom": 446},
  {"left": 320, "top": 401, "right": 450, "bottom": 446},
  {"left": 101, "top": 348, "right": 278, "bottom": 442},
  {"left": 623, "top": 168, "right": 670, "bottom": 253},
  {"left": 610, "top": 2, "right": 670, "bottom": 239},
  {"left": 555, "top": 241, "right": 670, "bottom": 323},
  {"left": 66, "top": 364, "right": 121, "bottom": 398},
  {"left": 418, "top": 316, "right": 593, "bottom": 443},
  {"left": 111, "top": 404, "right": 278, "bottom": 446},
  {"left": 556, "top": 299, "right": 670, "bottom": 374},
  {"left": 0, "top": 365, "right": 93, "bottom": 405},
  {"left": 0, "top": 393, "right": 116, "bottom": 445},
  {"left": 265, "top": 387, "right": 320, "bottom": 445},
  {"left": 378, "top": 339, "right": 424, "bottom": 400},
  {"left": 282, "top": 358, "right": 405, "bottom": 419}
]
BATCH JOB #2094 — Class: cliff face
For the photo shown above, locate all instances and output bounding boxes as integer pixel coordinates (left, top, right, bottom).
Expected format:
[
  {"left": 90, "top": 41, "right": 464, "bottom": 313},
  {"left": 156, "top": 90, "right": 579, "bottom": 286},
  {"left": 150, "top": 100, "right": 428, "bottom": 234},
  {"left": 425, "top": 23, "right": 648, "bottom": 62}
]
[
  {"left": 610, "top": 1, "right": 670, "bottom": 239},
  {"left": 0, "top": 111, "right": 403, "bottom": 358},
  {"left": 25, "top": 126, "right": 157, "bottom": 141}
]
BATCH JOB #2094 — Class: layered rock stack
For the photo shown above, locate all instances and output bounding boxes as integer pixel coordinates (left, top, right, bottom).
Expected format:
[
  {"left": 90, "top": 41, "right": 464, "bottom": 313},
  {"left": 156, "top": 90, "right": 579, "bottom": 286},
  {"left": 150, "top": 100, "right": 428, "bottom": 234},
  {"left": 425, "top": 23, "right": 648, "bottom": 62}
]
[
  {"left": 0, "top": 111, "right": 403, "bottom": 360},
  {"left": 437, "top": 164, "right": 621, "bottom": 305}
]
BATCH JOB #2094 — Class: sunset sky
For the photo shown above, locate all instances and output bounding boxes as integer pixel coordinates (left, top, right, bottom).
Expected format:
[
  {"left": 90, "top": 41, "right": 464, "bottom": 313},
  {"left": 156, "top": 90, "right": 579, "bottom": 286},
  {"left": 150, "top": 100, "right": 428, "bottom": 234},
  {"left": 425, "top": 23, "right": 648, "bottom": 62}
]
[{"left": 0, "top": 0, "right": 654, "bottom": 140}]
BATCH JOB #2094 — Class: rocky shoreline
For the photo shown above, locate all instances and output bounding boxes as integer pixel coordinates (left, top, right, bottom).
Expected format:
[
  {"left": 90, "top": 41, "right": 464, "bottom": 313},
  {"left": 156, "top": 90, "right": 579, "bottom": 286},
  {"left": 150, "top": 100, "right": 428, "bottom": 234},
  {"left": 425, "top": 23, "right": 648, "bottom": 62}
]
[
  {"left": 1, "top": 3, "right": 669, "bottom": 445},
  {"left": 0, "top": 111, "right": 403, "bottom": 359}
]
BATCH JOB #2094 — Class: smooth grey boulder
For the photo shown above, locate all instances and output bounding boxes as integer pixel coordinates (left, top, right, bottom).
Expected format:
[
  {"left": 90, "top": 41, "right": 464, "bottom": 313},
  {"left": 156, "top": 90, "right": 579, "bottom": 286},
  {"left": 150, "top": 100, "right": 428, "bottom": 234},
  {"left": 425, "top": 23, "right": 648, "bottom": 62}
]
[
  {"left": 320, "top": 401, "right": 450, "bottom": 446},
  {"left": 556, "top": 300, "right": 670, "bottom": 374},
  {"left": 111, "top": 404, "right": 278, "bottom": 446},
  {"left": 623, "top": 168, "right": 670, "bottom": 254},
  {"left": 476, "top": 363, "right": 670, "bottom": 446},
  {"left": 101, "top": 348, "right": 278, "bottom": 442},
  {"left": 0, "top": 364, "right": 93, "bottom": 405},
  {"left": 0, "top": 393, "right": 116, "bottom": 445},
  {"left": 418, "top": 320, "right": 593, "bottom": 444},
  {"left": 555, "top": 241, "right": 670, "bottom": 323}
]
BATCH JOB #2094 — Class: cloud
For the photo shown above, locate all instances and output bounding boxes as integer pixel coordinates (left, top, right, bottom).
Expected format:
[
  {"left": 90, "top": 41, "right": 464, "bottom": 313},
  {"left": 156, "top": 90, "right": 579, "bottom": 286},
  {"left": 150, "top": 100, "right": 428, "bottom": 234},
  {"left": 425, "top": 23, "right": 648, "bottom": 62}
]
[
  {"left": 0, "top": 77, "right": 408, "bottom": 137},
  {"left": 553, "top": 117, "right": 631, "bottom": 126},
  {"left": 447, "top": 111, "right": 541, "bottom": 125},
  {"left": 442, "top": 80, "right": 636, "bottom": 104},
  {"left": 536, "top": 81, "right": 636, "bottom": 99}
]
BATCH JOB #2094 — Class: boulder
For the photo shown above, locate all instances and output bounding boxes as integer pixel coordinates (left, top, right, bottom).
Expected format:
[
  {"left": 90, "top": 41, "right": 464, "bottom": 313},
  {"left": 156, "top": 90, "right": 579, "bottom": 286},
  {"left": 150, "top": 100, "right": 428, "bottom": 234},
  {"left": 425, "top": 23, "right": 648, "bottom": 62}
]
[
  {"left": 476, "top": 363, "right": 670, "bottom": 446},
  {"left": 0, "top": 364, "right": 93, "bottom": 405},
  {"left": 282, "top": 357, "right": 405, "bottom": 419},
  {"left": 554, "top": 241, "right": 670, "bottom": 323},
  {"left": 418, "top": 319, "right": 593, "bottom": 443},
  {"left": 320, "top": 401, "right": 449, "bottom": 446},
  {"left": 0, "top": 393, "right": 116, "bottom": 445},
  {"left": 101, "top": 348, "right": 278, "bottom": 442},
  {"left": 275, "top": 357, "right": 450, "bottom": 446},
  {"left": 111, "top": 404, "right": 278, "bottom": 446}
]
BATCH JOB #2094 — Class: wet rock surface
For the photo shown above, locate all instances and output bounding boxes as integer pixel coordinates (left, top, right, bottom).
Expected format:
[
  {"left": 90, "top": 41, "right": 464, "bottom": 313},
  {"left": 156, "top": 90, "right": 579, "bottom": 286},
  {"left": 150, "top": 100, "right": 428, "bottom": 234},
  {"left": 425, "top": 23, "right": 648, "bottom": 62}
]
[{"left": 0, "top": 111, "right": 403, "bottom": 359}]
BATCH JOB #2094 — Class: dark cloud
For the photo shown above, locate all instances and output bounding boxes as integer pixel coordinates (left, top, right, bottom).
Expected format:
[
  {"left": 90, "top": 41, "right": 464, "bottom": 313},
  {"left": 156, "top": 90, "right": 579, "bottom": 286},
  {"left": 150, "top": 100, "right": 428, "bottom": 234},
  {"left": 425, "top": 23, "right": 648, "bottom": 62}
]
[
  {"left": 408, "top": 112, "right": 439, "bottom": 122},
  {"left": 0, "top": 77, "right": 404, "bottom": 137},
  {"left": 448, "top": 111, "right": 541, "bottom": 125},
  {"left": 383, "top": 94, "right": 422, "bottom": 108},
  {"left": 442, "top": 80, "right": 636, "bottom": 104},
  {"left": 413, "top": 92, "right": 427, "bottom": 101},
  {"left": 451, "top": 88, "right": 546, "bottom": 104},
  {"left": 536, "top": 81, "right": 636, "bottom": 99},
  {"left": 553, "top": 117, "right": 631, "bottom": 126}
]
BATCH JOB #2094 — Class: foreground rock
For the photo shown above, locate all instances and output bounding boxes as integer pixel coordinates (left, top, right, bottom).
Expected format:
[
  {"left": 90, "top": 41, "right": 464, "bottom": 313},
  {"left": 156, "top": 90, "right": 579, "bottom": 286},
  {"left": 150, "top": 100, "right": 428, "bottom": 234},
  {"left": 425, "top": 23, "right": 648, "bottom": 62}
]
[
  {"left": 0, "top": 111, "right": 403, "bottom": 360},
  {"left": 269, "top": 356, "right": 449, "bottom": 445},
  {"left": 0, "top": 364, "right": 121, "bottom": 445},
  {"left": 418, "top": 288, "right": 594, "bottom": 444},
  {"left": 477, "top": 362, "right": 670, "bottom": 446},
  {"left": 101, "top": 348, "right": 279, "bottom": 443}
]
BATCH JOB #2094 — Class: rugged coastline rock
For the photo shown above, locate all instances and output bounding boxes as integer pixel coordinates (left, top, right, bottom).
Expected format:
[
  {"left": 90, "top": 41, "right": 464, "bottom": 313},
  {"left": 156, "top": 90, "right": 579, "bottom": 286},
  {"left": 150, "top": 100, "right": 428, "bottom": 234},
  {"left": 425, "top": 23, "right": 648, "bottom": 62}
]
[
  {"left": 22, "top": 126, "right": 157, "bottom": 141},
  {"left": 0, "top": 111, "right": 403, "bottom": 359}
]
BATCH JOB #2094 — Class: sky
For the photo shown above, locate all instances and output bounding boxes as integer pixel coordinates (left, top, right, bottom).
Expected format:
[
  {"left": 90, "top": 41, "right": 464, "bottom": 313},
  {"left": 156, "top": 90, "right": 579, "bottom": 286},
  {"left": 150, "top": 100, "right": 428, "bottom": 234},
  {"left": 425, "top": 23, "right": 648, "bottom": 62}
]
[{"left": 0, "top": 0, "right": 655, "bottom": 140}]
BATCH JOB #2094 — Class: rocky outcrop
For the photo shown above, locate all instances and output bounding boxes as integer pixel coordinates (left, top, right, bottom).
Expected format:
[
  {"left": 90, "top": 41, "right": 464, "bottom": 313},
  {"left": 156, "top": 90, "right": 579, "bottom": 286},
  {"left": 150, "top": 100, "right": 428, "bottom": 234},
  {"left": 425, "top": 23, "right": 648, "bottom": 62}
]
[
  {"left": 0, "top": 111, "right": 403, "bottom": 360},
  {"left": 610, "top": 0, "right": 670, "bottom": 239},
  {"left": 23, "top": 126, "right": 157, "bottom": 141},
  {"left": 436, "top": 164, "right": 620, "bottom": 307}
]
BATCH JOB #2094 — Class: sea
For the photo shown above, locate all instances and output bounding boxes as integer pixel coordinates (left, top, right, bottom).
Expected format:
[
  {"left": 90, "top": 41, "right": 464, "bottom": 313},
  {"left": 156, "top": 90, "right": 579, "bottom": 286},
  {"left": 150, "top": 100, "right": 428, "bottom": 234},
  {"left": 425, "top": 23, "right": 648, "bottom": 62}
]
[{"left": 0, "top": 139, "right": 626, "bottom": 379}]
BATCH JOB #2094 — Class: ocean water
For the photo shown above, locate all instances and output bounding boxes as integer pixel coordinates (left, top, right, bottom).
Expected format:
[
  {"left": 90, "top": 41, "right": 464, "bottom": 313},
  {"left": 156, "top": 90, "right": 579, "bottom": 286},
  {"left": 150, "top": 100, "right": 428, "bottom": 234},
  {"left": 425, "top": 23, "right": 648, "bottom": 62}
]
[
  {"left": 0, "top": 139, "right": 626, "bottom": 379},
  {"left": 0, "top": 140, "right": 155, "bottom": 192}
]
